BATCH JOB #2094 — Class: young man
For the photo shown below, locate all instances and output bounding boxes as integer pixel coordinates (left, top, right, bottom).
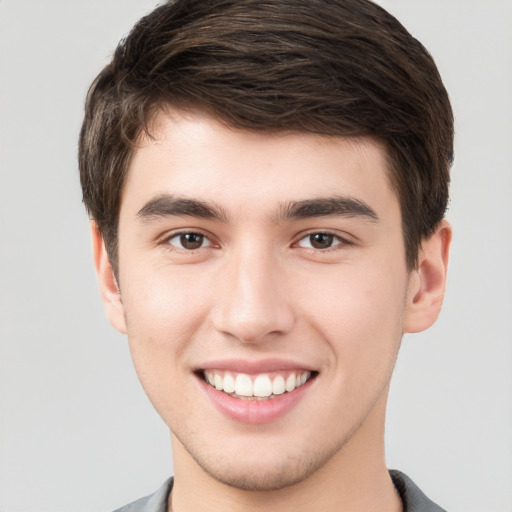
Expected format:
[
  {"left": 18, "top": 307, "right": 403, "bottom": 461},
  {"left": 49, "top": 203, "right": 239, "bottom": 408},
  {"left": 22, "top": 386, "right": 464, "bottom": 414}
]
[{"left": 79, "top": 0, "right": 453, "bottom": 510}]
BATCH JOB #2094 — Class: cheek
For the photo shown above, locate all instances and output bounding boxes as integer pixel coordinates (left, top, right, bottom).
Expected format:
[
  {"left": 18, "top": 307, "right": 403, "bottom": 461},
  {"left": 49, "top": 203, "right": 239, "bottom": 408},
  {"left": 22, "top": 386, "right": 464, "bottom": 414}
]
[
  {"left": 122, "top": 267, "right": 210, "bottom": 338},
  {"left": 120, "top": 269, "right": 212, "bottom": 394},
  {"left": 299, "top": 262, "right": 407, "bottom": 365}
]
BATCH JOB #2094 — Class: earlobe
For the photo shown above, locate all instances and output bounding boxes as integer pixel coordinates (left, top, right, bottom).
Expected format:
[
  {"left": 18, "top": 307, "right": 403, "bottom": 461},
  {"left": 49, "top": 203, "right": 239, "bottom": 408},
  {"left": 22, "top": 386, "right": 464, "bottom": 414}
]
[
  {"left": 404, "top": 220, "right": 452, "bottom": 334},
  {"left": 91, "top": 222, "right": 127, "bottom": 334}
]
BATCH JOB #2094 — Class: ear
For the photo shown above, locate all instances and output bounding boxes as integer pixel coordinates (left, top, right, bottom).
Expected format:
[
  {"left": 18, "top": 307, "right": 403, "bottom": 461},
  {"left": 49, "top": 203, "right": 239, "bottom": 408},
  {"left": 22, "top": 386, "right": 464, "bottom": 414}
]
[
  {"left": 404, "top": 220, "right": 452, "bottom": 334},
  {"left": 91, "top": 222, "right": 127, "bottom": 334}
]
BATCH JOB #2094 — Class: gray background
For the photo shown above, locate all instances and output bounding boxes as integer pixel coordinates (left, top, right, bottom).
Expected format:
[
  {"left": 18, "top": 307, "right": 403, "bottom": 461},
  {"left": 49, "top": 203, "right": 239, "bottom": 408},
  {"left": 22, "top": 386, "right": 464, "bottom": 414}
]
[{"left": 0, "top": 1, "right": 511, "bottom": 511}]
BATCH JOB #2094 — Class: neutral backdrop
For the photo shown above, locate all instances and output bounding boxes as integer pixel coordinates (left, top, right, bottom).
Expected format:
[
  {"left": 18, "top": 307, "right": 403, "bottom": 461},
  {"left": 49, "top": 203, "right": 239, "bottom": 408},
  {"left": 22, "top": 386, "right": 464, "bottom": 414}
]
[{"left": 0, "top": 1, "right": 511, "bottom": 511}]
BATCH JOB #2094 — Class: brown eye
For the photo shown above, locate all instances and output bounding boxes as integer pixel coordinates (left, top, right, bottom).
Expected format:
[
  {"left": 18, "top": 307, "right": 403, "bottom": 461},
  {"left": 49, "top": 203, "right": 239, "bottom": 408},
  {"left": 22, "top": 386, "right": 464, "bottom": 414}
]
[
  {"left": 309, "top": 233, "right": 334, "bottom": 249},
  {"left": 169, "top": 232, "right": 208, "bottom": 250},
  {"left": 297, "top": 232, "right": 343, "bottom": 250}
]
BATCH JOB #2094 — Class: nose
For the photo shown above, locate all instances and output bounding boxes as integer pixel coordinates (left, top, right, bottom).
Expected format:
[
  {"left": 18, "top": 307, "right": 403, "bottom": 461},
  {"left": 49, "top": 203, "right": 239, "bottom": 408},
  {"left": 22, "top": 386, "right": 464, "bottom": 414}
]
[{"left": 211, "top": 244, "right": 295, "bottom": 344}]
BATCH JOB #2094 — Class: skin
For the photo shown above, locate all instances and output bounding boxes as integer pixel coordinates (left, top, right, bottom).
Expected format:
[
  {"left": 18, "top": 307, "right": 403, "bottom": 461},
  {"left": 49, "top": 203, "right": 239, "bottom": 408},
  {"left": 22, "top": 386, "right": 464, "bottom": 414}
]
[{"left": 93, "top": 108, "right": 451, "bottom": 512}]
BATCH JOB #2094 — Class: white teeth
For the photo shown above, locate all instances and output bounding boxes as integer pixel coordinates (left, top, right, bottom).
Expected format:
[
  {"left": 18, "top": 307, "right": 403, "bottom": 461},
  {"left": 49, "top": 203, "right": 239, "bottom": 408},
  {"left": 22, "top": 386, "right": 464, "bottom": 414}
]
[
  {"left": 235, "top": 374, "right": 253, "bottom": 396},
  {"left": 253, "top": 375, "right": 272, "bottom": 397},
  {"left": 204, "top": 370, "right": 313, "bottom": 398},
  {"left": 272, "top": 375, "right": 285, "bottom": 395},
  {"left": 285, "top": 373, "right": 296, "bottom": 392},
  {"left": 223, "top": 373, "right": 235, "bottom": 393},
  {"left": 214, "top": 373, "right": 223, "bottom": 390}
]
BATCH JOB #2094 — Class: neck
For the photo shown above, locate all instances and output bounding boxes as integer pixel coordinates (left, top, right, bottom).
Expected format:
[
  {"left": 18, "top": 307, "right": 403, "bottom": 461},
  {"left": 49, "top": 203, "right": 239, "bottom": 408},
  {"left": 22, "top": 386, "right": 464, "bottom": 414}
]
[{"left": 169, "top": 393, "right": 402, "bottom": 512}]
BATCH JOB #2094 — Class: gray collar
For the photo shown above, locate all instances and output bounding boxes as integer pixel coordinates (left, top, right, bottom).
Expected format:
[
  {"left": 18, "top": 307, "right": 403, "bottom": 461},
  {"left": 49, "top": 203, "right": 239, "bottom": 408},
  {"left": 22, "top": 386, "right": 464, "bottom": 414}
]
[{"left": 114, "top": 471, "right": 447, "bottom": 512}]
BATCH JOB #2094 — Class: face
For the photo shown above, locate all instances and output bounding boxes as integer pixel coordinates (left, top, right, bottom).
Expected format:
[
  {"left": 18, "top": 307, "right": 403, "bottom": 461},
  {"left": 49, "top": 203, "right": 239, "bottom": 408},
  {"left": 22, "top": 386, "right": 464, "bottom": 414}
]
[{"left": 96, "top": 109, "right": 446, "bottom": 491}]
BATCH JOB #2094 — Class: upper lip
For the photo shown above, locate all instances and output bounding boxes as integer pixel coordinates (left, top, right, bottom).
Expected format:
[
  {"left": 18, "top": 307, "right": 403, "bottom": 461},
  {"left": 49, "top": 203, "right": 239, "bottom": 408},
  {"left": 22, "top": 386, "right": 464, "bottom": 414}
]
[{"left": 197, "top": 358, "right": 317, "bottom": 374}]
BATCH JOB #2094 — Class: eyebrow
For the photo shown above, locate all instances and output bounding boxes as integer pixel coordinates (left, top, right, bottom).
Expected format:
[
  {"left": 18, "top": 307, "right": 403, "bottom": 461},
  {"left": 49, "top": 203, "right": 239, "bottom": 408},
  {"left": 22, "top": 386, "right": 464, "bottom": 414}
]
[
  {"left": 137, "top": 194, "right": 228, "bottom": 222},
  {"left": 136, "top": 193, "right": 378, "bottom": 224},
  {"left": 275, "top": 196, "right": 379, "bottom": 222}
]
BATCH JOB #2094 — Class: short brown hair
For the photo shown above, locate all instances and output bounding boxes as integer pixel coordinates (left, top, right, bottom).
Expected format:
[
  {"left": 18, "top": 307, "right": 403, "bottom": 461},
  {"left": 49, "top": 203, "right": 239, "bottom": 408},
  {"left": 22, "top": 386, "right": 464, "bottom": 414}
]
[{"left": 79, "top": 0, "right": 453, "bottom": 272}]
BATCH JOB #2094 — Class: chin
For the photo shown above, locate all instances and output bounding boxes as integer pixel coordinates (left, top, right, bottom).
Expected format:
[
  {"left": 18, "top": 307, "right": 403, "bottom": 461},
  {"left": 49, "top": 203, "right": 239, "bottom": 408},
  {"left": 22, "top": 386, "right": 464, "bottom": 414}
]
[
  {"left": 187, "top": 441, "right": 335, "bottom": 492},
  {"left": 202, "top": 459, "right": 314, "bottom": 491}
]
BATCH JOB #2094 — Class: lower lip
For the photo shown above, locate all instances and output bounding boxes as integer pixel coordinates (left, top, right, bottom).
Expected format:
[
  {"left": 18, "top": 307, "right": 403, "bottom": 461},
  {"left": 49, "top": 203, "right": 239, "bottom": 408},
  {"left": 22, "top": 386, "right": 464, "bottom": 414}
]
[{"left": 198, "top": 376, "right": 313, "bottom": 425}]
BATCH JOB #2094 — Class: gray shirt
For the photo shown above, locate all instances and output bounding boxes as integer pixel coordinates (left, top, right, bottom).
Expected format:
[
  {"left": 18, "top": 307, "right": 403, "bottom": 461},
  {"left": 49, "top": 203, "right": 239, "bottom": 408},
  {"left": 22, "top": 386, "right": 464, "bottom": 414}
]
[{"left": 113, "top": 470, "right": 447, "bottom": 512}]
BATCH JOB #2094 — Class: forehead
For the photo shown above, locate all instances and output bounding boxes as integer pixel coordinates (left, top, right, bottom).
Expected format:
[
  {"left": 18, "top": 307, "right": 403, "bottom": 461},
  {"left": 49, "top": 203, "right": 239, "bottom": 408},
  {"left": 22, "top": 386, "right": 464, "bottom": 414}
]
[{"left": 121, "top": 109, "right": 399, "bottom": 221}]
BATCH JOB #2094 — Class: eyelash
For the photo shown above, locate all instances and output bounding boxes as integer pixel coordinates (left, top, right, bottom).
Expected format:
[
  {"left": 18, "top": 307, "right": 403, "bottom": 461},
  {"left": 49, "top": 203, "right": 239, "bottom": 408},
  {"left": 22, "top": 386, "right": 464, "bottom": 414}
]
[
  {"left": 162, "top": 230, "right": 351, "bottom": 253},
  {"left": 294, "top": 231, "right": 350, "bottom": 251},
  {"left": 164, "top": 231, "right": 214, "bottom": 251}
]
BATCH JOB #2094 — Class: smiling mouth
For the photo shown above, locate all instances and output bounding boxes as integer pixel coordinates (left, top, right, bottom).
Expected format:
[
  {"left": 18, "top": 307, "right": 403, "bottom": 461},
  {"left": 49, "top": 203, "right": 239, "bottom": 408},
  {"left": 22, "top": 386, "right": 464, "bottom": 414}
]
[{"left": 200, "top": 370, "right": 317, "bottom": 400}]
